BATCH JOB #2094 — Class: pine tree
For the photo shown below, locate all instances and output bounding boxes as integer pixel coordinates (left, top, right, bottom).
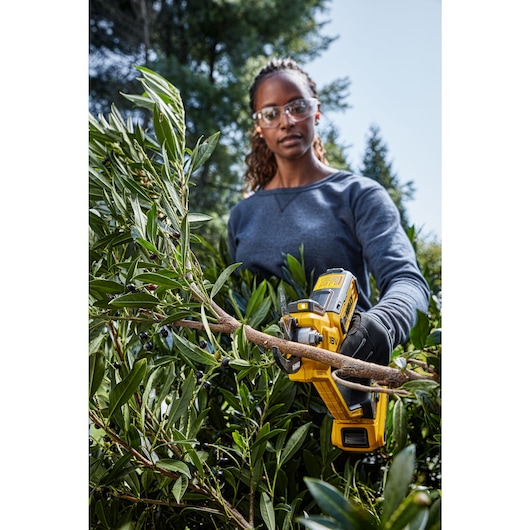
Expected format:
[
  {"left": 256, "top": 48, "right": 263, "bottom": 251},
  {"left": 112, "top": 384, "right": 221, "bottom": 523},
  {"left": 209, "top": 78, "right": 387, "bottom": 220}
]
[{"left": 359, "top": 124, "right": 415, "bottom": 228}]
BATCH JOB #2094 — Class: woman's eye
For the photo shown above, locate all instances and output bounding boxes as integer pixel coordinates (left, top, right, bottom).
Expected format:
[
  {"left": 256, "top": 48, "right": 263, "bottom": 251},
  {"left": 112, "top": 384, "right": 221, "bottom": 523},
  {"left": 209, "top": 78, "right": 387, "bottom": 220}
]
[
  {"left": 262, "top": 108, "right": 278, "bottom": 121},
  {"left": 290, "top": 101, "right": 307, "bottom": 114}
]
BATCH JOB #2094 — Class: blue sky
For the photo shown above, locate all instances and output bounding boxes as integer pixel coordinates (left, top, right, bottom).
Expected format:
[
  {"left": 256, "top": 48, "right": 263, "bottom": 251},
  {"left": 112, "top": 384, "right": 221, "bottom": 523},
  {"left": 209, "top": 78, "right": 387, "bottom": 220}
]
[{"left": 307, "top": 0, "right": 441, "bottom": 241}]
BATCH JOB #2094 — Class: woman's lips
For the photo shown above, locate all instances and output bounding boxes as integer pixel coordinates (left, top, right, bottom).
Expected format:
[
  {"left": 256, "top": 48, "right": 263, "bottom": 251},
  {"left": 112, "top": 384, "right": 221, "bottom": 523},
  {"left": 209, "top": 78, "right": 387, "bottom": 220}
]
[{"left": 279, "top": 134, "right": 302, "bottom": 145}]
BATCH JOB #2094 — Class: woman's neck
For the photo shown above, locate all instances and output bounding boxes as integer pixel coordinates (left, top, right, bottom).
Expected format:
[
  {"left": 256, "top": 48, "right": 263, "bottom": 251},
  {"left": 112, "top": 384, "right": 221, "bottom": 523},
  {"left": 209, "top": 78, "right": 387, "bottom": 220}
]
[{"left": 265, "top": 157, "right": 335, "bottom": 190}]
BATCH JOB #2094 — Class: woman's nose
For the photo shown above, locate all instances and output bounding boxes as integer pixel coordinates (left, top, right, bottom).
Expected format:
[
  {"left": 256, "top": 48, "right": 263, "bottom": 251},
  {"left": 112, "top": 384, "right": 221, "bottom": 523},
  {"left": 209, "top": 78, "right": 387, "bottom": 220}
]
[{"left": 279, "top": 109, "right": 295, "bottom": 128}]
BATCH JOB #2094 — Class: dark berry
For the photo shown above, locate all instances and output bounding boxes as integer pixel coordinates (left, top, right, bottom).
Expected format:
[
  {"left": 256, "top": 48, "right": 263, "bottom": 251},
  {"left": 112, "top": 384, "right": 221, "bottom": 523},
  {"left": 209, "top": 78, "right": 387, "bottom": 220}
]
[
  {"left": 139, "top": 332, "right": 149, "bottom": 342},
  {"left": 146, "top": 284, "right": 157, "bottom": 291},
  {"left": 149, "top": 253, "right": 157, "bottom": 260},
  {"left": 126, "top": 283, "right": 136, "bottom": 292},
  {"left": 202, "top": 381, "right": 211, "bottom": 390},
  {"left": 144, "top": 341, "right": 153, "bottom": 351},
  {"left": 113, "top": 361, "right": 120, "bottom": 369},
  {"left": 172, "top": 231, "right": 181, "bottom": 239},
  {"left": 221, "top": 357, "right": 230, "bottom": 368},
  {"left": 160, "top": 328, "right": 169, "bottom": 338},
  {"left": 195, "top": 370, "right": 204, "bottom": 380},
  {"left": 199, "top": 340, "right": 207, "bottom": 349}
]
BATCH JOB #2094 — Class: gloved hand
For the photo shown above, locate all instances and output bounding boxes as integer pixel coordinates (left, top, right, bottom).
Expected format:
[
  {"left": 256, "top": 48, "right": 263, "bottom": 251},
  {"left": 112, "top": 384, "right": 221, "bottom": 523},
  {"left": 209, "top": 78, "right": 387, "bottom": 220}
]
[{"left": 340, "top": 311, "right": 394, "bottom": 365}]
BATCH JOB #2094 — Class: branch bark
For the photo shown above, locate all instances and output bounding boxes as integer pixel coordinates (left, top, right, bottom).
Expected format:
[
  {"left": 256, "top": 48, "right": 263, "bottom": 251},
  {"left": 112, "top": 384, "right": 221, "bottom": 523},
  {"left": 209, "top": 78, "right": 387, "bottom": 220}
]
[{"left": 173, "top": 280, "right": 438, "bottom": 390}]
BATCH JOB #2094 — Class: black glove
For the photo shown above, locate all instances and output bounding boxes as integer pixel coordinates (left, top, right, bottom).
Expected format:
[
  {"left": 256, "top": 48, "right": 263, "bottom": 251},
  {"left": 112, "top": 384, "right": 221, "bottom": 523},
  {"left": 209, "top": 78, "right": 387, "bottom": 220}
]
[{"left": 340, "top": 311, "right": 394, "bottom": 366}]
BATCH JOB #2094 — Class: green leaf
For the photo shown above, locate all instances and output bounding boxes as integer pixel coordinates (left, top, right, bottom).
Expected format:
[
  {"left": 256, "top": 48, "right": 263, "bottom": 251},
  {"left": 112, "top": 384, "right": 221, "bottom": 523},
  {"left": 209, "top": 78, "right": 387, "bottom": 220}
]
[
  {"left": 382, "top": 492, "right": 430, "bottom": 530},
  {"left": 104, "top": 453, "right": 135, "bottom": 484},
  {"left": 180, "top": 214, "right": 190, "bottom": 270},
  {"left": 260, "top": 492, "right": 276, "bottom": 530},
  {"left": 239, "top": 382, "right": 251, "bottom": 410},
  {"left": 245, "top": 280, "right": 267, "bottom": 316},
  {"left": 116, "top": 172, "right": 152, "bottom": 202},
  {"left": 381, "top": 445, "right": 416, "bottom": 526},
  {"left": 188, "top": 132, "right": 220, "bottom": 175},
  {"left": 297, "top": 517, "right": 344, "bottom": 530},
  {"left": 89, "top": 279, "right": 124, "bottom": 296},
  {"left": 89, "top": 351, "right": 105, "bottom": 398},
  {"left": 138, "top": 68, "right": 185, "bottom": 155},
  {"left": 90, "top": 229, "right": 132, "bottom": 252},
  {"left": 400, "top": 380, "right": 439, "bottom": 394},
  {"left": 426, "top": 496, "right": 441, "bottom": 530},
  {"left": 172, "top": 334, "right": 218, "bottom": 366},
  {"left": 94, "top": 500, "right": 109, "bottom": 528},
  {"left": 109, "top": 292, "right": 160, "bottom": 308},
  {"left": 134, "top": 272, "right": 181, "bottom": 289},
  {"left": 426, "top": 328, "right": 441, "bottom": 346},
  {"left": 248, "top": 297, "right": 272, "bottom": 328},
  {"left": 166, "top": 371, "right": 196, "bottom": 428},
  {"left": 133, "top": 236, "right": 159, "bottom": 255},
  {"left": 157, "top": 459, "right": 192, "bottom": 478},
  {"left": 131, "top": 196, "right": 147, "bottom": 239},
  {"left": 304, "top": 478, "right": 355, "bottom": 529},
  {"left": 409, "top": 311, "right": 430, "bottom": 349},
  {"left": 392, "top": 399, "right": 408, "bottom": 454},
  {"left": 152, "top": 102, "right": 178, "bottom": 164},
  {"left": 284, "top": 253, "right": 307, "bottom": 288},
  {"left": 188, "top": 212, "right": 213, "bottom": 224},
  {"left": 171, "top": 475, "right": 189, "bottom": 503},
  {"left": 159, "top": 309, "right": 202, "bottom": 326},
  {"left": 124, "top": 256, "right": 141, "bottom": 285},
  {"left": 210, "top": 262, "right": 241, "bottom": 299},
  {"left": 280, "top": 422, "right": 311, "bottom": 466},
  {"left": 108, "top": 359, "right": 147, "bottom": 419},
  {"left": 232, "top": 431, "right": 245, "bottom": 450},
  {"left": 146, "top": 204, "right": 158, "bottom": 243}
]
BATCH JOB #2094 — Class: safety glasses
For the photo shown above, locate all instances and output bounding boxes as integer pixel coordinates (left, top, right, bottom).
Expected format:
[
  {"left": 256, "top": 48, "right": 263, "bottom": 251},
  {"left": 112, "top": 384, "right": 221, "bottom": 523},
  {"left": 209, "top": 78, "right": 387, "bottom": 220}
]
[{"left": 252, "top": 98, "right": 319, "bottom": 128}]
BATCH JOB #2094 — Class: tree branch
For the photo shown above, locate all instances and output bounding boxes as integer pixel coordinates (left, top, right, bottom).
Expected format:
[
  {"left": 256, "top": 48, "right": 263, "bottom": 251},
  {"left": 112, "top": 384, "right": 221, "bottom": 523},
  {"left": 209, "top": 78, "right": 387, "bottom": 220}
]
[{"left": 169, "top": 316, "right": 436, "bottom": 389}]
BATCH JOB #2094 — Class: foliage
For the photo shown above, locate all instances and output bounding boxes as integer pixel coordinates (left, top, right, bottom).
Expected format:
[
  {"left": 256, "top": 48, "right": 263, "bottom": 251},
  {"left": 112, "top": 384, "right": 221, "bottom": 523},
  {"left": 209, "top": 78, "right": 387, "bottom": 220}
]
[
  {"left": 298, "top": 446, "right": 441, "bottom": 530},
  {"left": 89, "top": 69, "right": 440, "bottom": 529},
  {"left": 358, "top": 124, "right": 416, "bottom": 229}
]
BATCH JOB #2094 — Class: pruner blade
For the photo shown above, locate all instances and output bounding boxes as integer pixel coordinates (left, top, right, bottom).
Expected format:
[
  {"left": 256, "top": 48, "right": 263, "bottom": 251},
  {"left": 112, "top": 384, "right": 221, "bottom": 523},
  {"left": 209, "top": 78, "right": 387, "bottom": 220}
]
[{"left": 272, "top": 346, "right": 301, "bottom": 374}]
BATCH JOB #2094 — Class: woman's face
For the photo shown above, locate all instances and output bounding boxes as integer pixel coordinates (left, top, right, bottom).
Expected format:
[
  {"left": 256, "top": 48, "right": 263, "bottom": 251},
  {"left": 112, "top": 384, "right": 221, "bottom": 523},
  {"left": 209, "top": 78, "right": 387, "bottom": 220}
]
[{"left": 253, "top": 71, "right": 319, "bottom": 162}]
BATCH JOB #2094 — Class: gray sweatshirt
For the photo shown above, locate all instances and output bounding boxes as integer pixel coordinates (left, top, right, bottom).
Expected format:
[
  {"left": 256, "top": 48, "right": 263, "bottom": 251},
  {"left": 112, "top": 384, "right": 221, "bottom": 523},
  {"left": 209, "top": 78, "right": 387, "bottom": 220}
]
[{"left": 227, "top": 170, "right": 430, "bottom": 346}]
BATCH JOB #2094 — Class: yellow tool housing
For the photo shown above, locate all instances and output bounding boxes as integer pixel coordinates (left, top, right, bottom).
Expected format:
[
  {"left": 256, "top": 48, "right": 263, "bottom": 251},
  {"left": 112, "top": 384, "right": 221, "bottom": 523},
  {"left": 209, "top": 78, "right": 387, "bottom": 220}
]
[{"left": 281, "top": 268, "right": 387, "bottom": 452}]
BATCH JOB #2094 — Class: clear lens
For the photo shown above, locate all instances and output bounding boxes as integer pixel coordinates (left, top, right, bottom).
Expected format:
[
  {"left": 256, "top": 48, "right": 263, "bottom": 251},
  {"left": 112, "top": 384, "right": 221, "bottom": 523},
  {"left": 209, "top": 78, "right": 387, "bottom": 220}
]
[{"left": 253, "top": 98, "right": 318, "bottom": 128}]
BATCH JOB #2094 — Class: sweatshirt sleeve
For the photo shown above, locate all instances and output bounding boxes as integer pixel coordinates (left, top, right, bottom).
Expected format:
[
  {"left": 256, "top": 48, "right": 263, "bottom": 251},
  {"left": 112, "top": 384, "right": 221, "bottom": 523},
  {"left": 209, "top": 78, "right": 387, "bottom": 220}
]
[{"left": 352, "top": 182, "right": 430, "bottom": 346}]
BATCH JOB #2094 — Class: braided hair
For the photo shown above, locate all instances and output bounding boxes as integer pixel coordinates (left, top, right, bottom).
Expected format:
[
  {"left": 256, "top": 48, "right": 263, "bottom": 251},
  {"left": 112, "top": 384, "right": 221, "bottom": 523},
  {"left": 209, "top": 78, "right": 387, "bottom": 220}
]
[{"left": 244, "top": 58, "right": 329, "bottom": 192}]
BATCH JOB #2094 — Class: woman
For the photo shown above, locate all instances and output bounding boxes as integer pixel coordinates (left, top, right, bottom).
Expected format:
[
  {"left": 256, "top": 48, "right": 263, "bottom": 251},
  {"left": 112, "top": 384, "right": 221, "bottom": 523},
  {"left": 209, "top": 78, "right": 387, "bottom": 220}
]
[{"left": 228, "top": 58, "right": 429, "bottom": 365}]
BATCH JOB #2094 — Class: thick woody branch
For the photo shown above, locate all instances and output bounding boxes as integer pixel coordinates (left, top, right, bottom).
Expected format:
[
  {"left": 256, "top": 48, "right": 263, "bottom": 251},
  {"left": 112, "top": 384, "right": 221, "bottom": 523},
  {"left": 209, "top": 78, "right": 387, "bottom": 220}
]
[
  {"left": 172, "top": 317, "right": 429, "bottom": 388},
  {"left": 171, "top": 281, "right": 436, "bottom": 389}
]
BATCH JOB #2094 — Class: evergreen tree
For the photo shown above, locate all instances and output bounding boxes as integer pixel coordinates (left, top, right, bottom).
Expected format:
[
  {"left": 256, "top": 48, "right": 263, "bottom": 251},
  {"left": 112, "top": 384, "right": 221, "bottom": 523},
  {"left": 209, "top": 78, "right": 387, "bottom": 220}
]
[
  {"left": 359, "top": 124, "right": 415, "bottom": 229},
  {"left": 319, "top": 123, "right": 353, "bottom": 172}
]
